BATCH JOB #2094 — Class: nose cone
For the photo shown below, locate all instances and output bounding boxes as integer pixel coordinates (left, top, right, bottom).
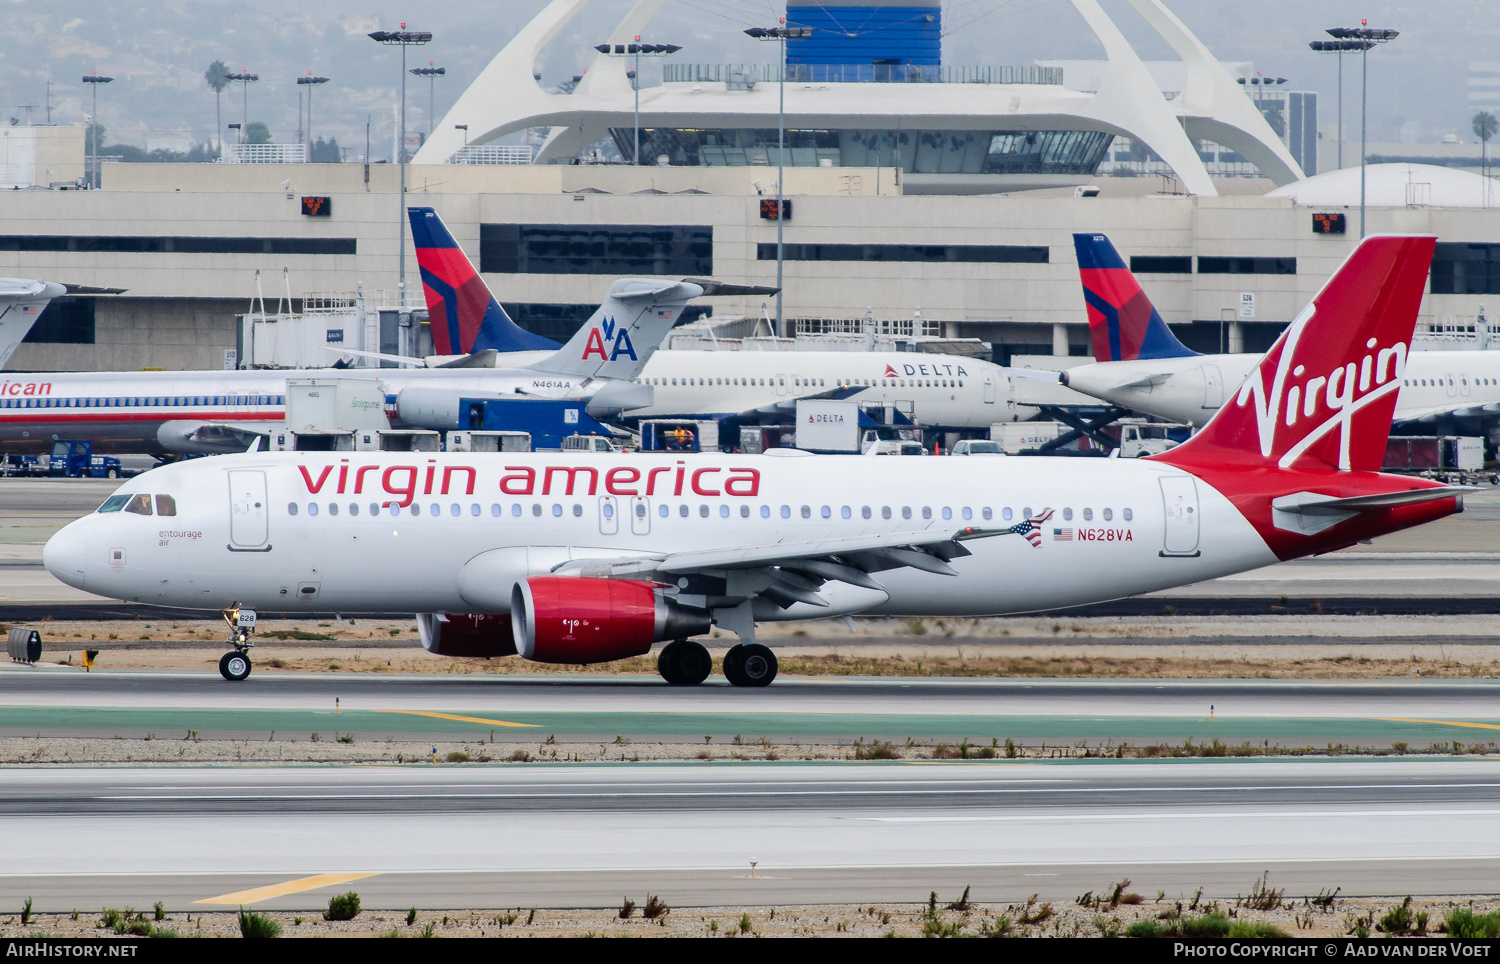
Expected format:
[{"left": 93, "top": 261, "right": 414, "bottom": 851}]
[{"left": 43, "top": 521, "right": 89, "bottom": 589}]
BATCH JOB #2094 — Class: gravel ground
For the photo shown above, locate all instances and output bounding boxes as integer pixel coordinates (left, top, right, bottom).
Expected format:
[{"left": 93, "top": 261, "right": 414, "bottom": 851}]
[{"left": 0, "top": 892, "right": 1483, "bottom": 939}]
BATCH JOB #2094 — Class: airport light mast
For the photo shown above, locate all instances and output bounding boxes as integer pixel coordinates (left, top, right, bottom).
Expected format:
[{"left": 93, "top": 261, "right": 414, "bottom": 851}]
[
  {"left": 593, "top": 38, "right": 682, "bottom": 165},
  {"left": 409, "top": 63, "right": 445, "bottom": 143},
  {"left": 1325, "top": 23, "right": 1399, "bottom": 238},
  {"left": 297, "top": 74, "right": 330, "bottom": 161},
  {"left": 1309, "top": 38, "right": 1374, "bottom": 172},
  {"left": 746, "top": 22, "right": 814, "bottom": 338},
  {"left": 224, "top": 69, "right": 258, "bottom": 160},
  {"left": 80, "top": 72, "right": 112, "bottom": 189},
  {"left": 369, "top": 25, "right": 432, "bottom": 309}
]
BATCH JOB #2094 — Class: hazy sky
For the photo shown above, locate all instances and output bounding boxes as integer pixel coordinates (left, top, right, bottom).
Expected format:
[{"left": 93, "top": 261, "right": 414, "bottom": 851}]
[{"left": 0, "top": 1, "right": 1489, "bottom": 157}]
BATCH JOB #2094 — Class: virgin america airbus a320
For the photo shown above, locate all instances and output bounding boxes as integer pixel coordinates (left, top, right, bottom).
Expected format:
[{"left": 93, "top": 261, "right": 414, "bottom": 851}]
[{"left": 44, "top": 235, "right": 1463, "bottom": 687}]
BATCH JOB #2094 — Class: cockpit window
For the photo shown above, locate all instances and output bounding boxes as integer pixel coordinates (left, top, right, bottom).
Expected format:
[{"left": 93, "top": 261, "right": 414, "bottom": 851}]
[
  {"left": 155, "top": 495, "right": 177, "bottom": 517},
  {"left": 124, "top": 494, "right": 153, "bottom": 516},
  {"left": 97, "top": 495, "right": 130, "bottom": 513}
]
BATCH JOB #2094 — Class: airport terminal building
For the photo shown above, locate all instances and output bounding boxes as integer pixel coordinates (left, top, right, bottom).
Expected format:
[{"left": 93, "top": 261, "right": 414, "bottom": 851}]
[{"left": 2, "top": 0, "right": 1498, "bottom": 374}]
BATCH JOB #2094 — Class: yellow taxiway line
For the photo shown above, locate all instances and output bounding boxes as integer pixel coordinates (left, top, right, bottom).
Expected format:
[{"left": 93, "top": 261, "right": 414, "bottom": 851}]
[
  {"left": 1378, "top": 717, "right": 1500, "bottom": 732},
  {"left": 196, "top": 872, "right": 380, "bottom": 906},
  {"left": 370, "top": 709, "right": 541, "bottom": 728}
]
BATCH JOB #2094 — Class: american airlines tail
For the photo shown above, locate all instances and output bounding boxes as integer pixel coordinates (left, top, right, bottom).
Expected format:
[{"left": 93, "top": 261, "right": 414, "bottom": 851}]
[
  {"left": 1154, "top": 234, "right": 1457, "bottom": 560},
  {"left": 532, "top": 279, "right": 704, "bottom": 381},
  {"left": 1073, "top": 233, "right": 1197, "bottom": 363},
  {"left": 408, "top": 207, "right": 561, "bottom": 355},
  {"left": 0, "top": 279, "right": 66, "bottom": 370}
]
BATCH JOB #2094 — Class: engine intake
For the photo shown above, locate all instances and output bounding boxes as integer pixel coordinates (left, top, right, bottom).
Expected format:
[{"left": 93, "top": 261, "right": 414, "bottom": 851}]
[
  {"left": 416, "top": 613, "right": 518, "bottom": 658},
  {"left": 510, "top": 576, "right": 712, "bottom": 664}
]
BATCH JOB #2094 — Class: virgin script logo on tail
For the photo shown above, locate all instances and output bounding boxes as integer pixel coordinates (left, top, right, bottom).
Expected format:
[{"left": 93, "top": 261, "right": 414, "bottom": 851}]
[
  {"left": 1234, "top": 310, "right": 1408, "bottom": 470},
  {"left": 581, "top": 317, "right": 638, "bottom": 362}
]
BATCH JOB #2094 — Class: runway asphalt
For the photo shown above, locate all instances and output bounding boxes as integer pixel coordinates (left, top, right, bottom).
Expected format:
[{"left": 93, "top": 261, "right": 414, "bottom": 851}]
[
  {"left": 3, "top": 759, "right": 1500, "bottom": 910},
  {"left": 4, "top": 666, "right": 1499, "bottom": 745}
]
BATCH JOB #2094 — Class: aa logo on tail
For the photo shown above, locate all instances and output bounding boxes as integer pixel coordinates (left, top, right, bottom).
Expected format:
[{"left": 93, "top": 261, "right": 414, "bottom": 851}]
[{"left": 581, "top": 317, "right": 639, "bottom": 362}]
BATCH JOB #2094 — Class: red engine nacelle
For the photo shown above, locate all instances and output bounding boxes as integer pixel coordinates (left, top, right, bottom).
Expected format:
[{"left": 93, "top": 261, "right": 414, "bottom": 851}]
[
  {"left": 510, "top": 577, "right": 712, "bottom": 664},
  {"left": 417, "top": 613, "right": 518, "bottom": 658}
]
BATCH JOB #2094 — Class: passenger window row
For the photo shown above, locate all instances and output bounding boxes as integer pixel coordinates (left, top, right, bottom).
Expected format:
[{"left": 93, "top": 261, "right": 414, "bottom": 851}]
[
  {"left": 3, "top": 395, "right": 284, "bottom": 409},
  {"left": 1404, "top": 377, "right": 1496, "bottom": 387},
  {"left": 280, "top": 501, "right": 1132, "bottom": 526}
]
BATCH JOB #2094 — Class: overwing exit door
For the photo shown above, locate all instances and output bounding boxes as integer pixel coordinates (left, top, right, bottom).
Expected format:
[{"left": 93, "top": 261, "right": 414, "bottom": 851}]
[{"left": 630, "top": 496, "right": 651, "bottom": 535}]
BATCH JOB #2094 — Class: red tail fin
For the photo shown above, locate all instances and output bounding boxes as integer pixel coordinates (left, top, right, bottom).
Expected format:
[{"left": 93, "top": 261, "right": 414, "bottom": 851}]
[{"left": 1157, "top": 235, "right": 1435, "bottom": 473}]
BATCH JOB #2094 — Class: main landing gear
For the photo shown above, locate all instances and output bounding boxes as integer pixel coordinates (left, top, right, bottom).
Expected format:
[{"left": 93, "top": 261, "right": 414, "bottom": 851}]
[
  {"left": 658, "top": 639, "right": 712, "bottom": 686},
  {"left": 218, "top": 603, "right": 256, "bottom": 681},
  {"left": 723, "top": 642, "right": 778, "bottom": 688},
  {"left": 656, "top": 640, "right": 779, "bottom": 686}
]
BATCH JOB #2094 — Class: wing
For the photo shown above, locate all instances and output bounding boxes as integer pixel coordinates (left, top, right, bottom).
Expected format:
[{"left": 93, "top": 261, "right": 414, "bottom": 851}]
[
  {"left": 736, "top": 384, "right": 868, "bottom": 418},
  {"left": 156, "top": 420, "right": 276, "bottom": 454},
  {"left": 553, "top": 525, "right": 1013, "bottom": 614}
]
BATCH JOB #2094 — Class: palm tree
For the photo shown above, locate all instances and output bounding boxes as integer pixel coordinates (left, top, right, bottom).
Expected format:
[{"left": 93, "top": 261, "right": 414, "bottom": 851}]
[{"left": 204, "top": 60, "right": 229, "bottom": 160}]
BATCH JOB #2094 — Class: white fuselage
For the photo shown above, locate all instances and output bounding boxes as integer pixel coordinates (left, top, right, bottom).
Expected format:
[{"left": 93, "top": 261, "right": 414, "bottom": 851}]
[
  {"left": 0, "top": 366, "right": 591, "bottom": 453},
  {"left": 0, "top": 349, "right": 1026, "bottom": 454},
  {"left": 44, "top": 451, "right": 1274, "bottom": 619},
  {"left": 634, "top": 350, "right": 1026, "bottom": 428},
  {"left": 1064, "top": 351, "right": 1500, "bottom": 427}
]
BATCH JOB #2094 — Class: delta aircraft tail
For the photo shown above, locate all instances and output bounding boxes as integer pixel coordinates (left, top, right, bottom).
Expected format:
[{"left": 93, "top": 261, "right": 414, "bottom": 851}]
[
  {"left": 408, "top": 207, "right": 561, "bottom": 355},
  {"left": 1073, "top": 233, "right": 1196, "bottom": 363}
]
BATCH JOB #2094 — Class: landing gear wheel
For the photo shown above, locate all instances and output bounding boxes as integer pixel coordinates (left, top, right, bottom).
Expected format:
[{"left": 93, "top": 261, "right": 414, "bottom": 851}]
[
  {"left": 658, "top": 640, "right": 712, "bottom": 685},
  {"left": 219, "top": 651, "right": 252, "bottom": 681},
  {"left": 722, "top": 643, "right": 777, "bottom": 687}
]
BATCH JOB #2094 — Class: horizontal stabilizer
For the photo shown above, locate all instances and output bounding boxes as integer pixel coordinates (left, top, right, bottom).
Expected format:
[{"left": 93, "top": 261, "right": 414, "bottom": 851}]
[
  {"left": 680, "top": 278, "right": 781, "bottom": 297},
  {"left": 1273, "top": 486, "right": 1472, "bottom": 516},
  {"left": 1111, "top": 371, "right": 1174, "bottom": 390}
]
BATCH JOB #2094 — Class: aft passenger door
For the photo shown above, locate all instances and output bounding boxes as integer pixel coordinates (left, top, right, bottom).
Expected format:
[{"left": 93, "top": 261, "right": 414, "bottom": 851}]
[
  {"left": 1158, "top": 476, "right": 1200, "bottom": 558},
  {"left": 1202, "top": 364, "right": 1223, "bottom": 409},
  {"left": 983, "top": 374, "right": 996, "bottom": 404},
  {"left": 228, "top": 469, "right": 270, "bottom": 551}
]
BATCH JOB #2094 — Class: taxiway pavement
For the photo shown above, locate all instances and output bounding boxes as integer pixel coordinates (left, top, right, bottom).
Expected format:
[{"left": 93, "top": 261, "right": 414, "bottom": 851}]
[
  {"left": 4, "top": 667, "right": 1499, "bottom": 745},
  {"left": 2, "top": 759, "right": 1499, "bottom": 910}
]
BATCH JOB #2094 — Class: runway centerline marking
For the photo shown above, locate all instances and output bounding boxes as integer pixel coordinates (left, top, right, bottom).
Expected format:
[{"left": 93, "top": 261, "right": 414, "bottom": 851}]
[
  {"left": 1377, "top": 718, "right": 1500, "bottom": 732},
  {"left": 369, "top": 710, "right": 540, "bottom": 729},
  {"left": 195, "top": 872, "right": 380, "bottom": 905}
]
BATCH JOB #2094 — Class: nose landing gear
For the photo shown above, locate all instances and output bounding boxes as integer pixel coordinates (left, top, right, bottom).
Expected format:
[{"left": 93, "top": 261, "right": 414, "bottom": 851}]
[{"left": 218, "top": 603, "right": 256, "bottom": 681}]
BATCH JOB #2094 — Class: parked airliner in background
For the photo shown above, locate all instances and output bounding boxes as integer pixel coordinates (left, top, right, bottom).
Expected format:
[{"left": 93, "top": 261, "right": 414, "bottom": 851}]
[
  {"left": 0, "top": 278, "right": 67, "bottom": 370},
  {"left": 0, "top": 263, "right": 726, "bottom": 455},
  {"left": 45, "top": 235, "right": 1462, "bottom": 687},
  {"left": 1059, "top": 233, "right": 1500, "bottom": 430},
  {"left": 404, "top": 206, "right": 1032, "bottom": 432}
]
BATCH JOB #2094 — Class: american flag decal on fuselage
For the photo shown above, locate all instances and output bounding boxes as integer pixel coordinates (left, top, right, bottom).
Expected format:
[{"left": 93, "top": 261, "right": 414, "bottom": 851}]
[{"left": 1006, "top": 508, "right": 1054, "bottom": 548}]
